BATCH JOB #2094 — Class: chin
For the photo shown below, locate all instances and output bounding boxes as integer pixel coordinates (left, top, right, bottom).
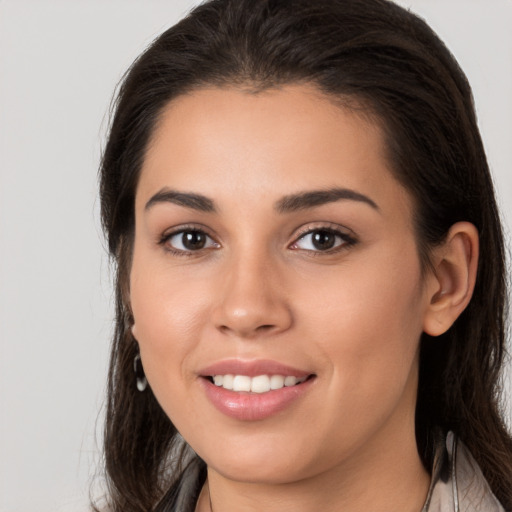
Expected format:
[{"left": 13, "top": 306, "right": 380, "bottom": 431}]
[{"left": 191, "top": 428, "right": 332, "bottom": 485}]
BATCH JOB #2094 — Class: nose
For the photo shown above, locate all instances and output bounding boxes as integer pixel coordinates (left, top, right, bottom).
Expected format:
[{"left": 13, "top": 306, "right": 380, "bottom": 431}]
[{"left": 211, "top": 252, "right": 293, "bottom": 339}]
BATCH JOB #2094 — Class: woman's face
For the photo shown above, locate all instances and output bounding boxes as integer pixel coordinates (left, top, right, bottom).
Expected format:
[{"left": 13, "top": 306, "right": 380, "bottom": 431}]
[{"left": 130, "top": 85, "right": 433, "bottom": 483}]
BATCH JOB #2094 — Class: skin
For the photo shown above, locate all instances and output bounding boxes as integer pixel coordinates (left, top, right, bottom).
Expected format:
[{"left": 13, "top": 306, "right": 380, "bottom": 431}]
[{"left": 130, "top": 85, "right": 478, "bottom": 511}]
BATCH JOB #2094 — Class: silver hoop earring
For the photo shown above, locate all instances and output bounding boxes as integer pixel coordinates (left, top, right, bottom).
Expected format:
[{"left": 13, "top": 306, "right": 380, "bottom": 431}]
[{"left": 134, "top": 354, "right": 148, "bottom": 392}]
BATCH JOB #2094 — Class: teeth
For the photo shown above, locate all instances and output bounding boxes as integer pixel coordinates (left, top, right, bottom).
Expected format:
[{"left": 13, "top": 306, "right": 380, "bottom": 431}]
[
  {"left": 284, "top": 376, "right": 297, "bottom": 387},
  {"left": 223, "top": 374, "right": 234, "bottom": 390},
  {"left": 212, "top": 374, "right": 307, "bottom": 392},
  {"left": 233, "top": 375, "right": 251, "bottom": 392},
  {"left": 251, "top": 375, "right": 270, "bottom": 393},
  {"left": 270, "top": 375, "right": 284, "bottom": 389}
]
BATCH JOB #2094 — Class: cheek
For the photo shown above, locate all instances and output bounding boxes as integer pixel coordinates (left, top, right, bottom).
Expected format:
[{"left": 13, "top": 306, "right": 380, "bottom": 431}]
[
  {"left": 301, "top": 242, "right": 425, "bottom": 396},
  {"left": 130, "top": 276, "right": 214, "bottom": 432},
  {"left": 129, "top": 252, "right": 212, "bottom": 406}
]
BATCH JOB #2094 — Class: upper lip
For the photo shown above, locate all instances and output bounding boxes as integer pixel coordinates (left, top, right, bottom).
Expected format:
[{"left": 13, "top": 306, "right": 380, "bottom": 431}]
[{"left": 199, "top": 359, "right": 313, "bottom": 378}]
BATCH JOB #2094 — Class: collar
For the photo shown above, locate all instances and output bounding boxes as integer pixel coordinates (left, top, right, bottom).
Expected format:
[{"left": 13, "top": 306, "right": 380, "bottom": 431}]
[{"left": 422, "top": 431, "right": 504, "bottom": 511}]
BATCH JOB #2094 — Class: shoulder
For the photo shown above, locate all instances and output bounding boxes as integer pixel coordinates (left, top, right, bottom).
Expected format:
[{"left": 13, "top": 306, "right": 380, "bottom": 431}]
[{"left": 424, "top": 431, "right": 505, "bottom": 512}]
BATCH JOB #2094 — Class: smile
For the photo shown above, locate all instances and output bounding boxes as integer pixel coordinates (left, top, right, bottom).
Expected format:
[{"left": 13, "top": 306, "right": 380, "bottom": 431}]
[
  {"left": 210, "top": 374, "right": 308, "bottom": 393},
  {"left": 199, "top": 361, "right": 316, "bottom": 421}
]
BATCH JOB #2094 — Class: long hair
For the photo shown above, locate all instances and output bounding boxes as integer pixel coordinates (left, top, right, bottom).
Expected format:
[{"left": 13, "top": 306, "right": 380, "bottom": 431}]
[{"left": 98, "top": 0, "right": 512, "bottom": 510}]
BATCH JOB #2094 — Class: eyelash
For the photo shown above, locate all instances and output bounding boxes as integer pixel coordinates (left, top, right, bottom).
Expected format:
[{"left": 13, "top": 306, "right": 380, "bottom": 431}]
[
  {"left": 289, "top": 225, "right": 357, "bottom": 255},
  {"left": 158, "top": 224, "right": 357, "bottom": 257},
  {"left": 158, "top": 225, "right": 219, "bottom": 257}
]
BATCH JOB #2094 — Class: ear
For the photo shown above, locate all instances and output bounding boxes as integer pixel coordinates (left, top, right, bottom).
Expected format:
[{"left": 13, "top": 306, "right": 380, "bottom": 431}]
[{"left": 422, "top": 222, "right": 479, "bottom": 337}]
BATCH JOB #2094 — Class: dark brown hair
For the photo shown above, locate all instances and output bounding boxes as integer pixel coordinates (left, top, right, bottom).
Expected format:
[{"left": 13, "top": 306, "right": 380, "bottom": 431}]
[{"left": 98, "top": 0, "right": 512, "bottom": 510}]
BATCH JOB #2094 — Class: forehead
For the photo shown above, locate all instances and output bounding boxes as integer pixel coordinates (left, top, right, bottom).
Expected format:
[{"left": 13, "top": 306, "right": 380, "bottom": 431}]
[{"left": 137, "top": 85, "right": 411, "bottom": 221}]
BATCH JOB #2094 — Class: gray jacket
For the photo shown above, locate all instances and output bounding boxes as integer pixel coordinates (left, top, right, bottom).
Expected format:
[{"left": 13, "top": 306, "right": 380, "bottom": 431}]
[{"left": 422, "top": 432, "right": 504, "bottom": 511}]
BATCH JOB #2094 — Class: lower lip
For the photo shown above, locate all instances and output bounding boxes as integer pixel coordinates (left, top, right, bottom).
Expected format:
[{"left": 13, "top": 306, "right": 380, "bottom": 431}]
[{"left": 200, "top": 377, "right": 315, "bottom": 421}]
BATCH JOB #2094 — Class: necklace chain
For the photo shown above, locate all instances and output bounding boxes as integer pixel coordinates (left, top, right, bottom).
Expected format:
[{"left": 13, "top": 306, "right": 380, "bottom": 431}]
[{"left": 208, "top": 482, "right": 214, "bottom": 512}]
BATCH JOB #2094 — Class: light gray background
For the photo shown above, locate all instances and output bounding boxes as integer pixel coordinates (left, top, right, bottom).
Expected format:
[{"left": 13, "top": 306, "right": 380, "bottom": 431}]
[{"left": 0, "top": 1, "right": 510, "bottom": 511}]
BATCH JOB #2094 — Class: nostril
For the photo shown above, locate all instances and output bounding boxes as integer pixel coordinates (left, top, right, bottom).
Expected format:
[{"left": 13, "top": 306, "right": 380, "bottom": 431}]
[
  {"left": 256, "top": 324, "right": 276, "bottom": 332},
  {"left": 217, "top": 323, "right": 278, "bottom": 336}
]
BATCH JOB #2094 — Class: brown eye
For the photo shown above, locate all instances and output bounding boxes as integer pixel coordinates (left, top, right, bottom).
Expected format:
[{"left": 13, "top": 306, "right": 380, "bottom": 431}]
[
  {"left": 291, "top": 228, "right": 355, "bottom": 252},
  {"left": 164, "top": 229, "right": 219, "bottom": 253},
  {"left": 182, "top": 231, "right": 207, "bottom": 250},
  {"left": 311, "top": 230, "right": 336, "bottom": 250}
]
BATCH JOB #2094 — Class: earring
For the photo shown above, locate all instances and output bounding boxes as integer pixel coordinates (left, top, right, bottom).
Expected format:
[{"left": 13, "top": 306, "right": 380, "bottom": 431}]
[{"left": 133, "top": 354, "right": 148, "bottom": 392}]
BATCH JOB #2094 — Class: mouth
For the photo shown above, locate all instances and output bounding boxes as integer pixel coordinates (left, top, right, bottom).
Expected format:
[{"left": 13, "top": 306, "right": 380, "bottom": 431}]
[
  {"left": 199, "top": 360, "right": 316, "bottom": 421},
  {"left": 204, "top": 373, "right": 314, "bottom": 393}
]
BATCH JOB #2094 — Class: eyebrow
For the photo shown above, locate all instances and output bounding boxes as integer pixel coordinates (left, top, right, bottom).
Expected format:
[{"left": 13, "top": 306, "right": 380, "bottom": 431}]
[
  {"left": 145, "top": 188, "right": 216, "bottom": 213},
  {"left": 275, "top": 188, "right": 379, "bottom": 213},
  {"left": 144, "top": 186, "right": 379, "bottom": 214}
]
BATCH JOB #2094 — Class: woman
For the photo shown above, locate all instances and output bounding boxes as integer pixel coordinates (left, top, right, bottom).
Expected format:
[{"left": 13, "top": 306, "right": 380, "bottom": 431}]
[{"left": 97, "top": 0, "right": 512, "bottom": 510}]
